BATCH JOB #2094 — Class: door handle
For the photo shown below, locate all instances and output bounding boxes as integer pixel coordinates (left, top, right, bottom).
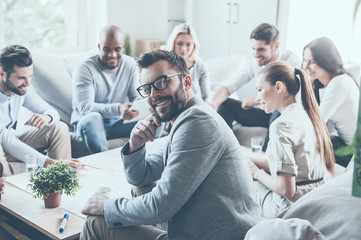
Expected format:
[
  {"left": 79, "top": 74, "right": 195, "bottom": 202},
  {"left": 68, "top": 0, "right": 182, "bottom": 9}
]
[
  {"left": 225, "top": 2, "right": 231, "bottom": 23},
  {"left": 232, "top": 2, "right": 239, "bottom": 24}
]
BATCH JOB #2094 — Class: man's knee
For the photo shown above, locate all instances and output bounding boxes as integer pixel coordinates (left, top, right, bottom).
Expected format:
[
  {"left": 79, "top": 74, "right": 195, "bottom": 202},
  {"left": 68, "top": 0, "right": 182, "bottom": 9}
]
[
  {"left": 52, "top": 121, "right": 69, "bottom": 134},
  {"left": 217, "top": 98, "right": 240, "bottom": 115},
  {"left": 81, "top": 215, "right": 107, "bottom": 240},
  {"left": 78, "top": 112, "right": 103, "bottom": 132},
  {"left": 45, "top": 122, "right": 70, "bottom": 141}
]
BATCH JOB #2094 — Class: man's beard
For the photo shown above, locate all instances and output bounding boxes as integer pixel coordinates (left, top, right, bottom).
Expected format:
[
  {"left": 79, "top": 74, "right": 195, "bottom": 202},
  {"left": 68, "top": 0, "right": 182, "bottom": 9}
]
[
  {"left": 4, "top": 78, "right": 26, "bottom": 95},
  {"left": 152, "top": 88, "right": 187, "bottom": 122}
]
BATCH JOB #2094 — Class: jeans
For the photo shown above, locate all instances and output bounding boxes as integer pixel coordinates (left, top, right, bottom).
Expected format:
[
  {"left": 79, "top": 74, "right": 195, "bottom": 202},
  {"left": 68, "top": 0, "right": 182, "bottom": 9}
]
[
  {"left": 217, "top": 98, "right": 280, "bottom": 151},
  {"left": 74, "top": 112, "right": 137, "bottom": 154}
]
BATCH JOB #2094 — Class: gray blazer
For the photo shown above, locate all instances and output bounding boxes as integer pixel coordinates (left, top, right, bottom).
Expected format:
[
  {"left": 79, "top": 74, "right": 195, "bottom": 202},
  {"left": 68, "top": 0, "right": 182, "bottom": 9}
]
[{"left": 104, "top": 97, "right": 262, "bottom": 240}]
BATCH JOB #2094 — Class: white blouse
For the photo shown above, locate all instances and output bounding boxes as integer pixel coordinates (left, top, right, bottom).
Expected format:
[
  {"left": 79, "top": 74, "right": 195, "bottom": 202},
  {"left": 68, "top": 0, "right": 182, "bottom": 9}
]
[
  {"left": 319, "top": 74, "right": 359, "bottom": 144},
  {"left": 267, "top": 103, "right": 327, "bottom": 203}
]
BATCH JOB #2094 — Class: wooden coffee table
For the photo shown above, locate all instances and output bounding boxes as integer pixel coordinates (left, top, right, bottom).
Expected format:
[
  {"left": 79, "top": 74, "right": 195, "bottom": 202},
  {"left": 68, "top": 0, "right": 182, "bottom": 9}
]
[{"left": 0, "top": 147, "right": 131, "bottom": 240}]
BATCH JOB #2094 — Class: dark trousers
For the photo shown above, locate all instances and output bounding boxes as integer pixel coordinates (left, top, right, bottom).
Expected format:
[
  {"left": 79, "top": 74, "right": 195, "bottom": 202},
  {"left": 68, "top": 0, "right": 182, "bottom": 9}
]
[
  {"left": 217, "top": 98, "right": 280, "bottom": 151},
  {"left": 331, "top": 136, "right": 353, "bottom": 167}
]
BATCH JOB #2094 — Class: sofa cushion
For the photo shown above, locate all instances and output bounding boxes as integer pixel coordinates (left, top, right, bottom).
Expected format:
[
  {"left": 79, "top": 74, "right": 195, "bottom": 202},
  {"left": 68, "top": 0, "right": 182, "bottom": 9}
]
[
  {"left": 245, "top": 218, "right": 326, "bottom": 240},
  {"left": 279, "top": 170, "right": 361, "bottom": 240},
  {"left": 31, "top": 49, "right": 98, "bottom": 125}
]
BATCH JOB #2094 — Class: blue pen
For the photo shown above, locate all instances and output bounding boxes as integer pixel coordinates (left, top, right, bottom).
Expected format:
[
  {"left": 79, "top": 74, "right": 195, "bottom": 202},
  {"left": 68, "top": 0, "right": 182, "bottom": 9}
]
[{"left": 59, "top": 214, "right": 69, "bottom": 233}]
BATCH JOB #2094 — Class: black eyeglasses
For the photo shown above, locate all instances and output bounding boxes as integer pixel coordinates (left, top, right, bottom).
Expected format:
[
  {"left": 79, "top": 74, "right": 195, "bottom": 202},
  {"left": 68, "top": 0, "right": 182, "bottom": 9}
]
[{"left": 136, "top": 73, "right": 184, "bottom": 98}]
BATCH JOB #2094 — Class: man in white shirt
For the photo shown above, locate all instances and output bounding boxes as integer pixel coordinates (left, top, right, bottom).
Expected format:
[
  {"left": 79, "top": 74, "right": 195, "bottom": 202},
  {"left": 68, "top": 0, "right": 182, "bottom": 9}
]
[
  {"left": 0, "top": 45, "right": 71, "bottom": 176},
  {"left": 210, "top": 23, "right": 301, "bottom": 151}
]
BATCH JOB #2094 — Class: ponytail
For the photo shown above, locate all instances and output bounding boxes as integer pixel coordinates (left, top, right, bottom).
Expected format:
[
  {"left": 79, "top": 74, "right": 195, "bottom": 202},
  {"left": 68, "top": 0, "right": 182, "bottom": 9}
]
[{"left": 296, "top": 68, "right": 335, "bottom": 174}]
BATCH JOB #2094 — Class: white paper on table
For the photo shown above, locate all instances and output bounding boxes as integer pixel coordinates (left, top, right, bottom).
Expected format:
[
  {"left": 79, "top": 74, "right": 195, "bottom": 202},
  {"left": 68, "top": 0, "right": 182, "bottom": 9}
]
[
  {"left": 123, "top": 98, "right": 152, "bottom": 123},
  {"left": 5, "top": 157, "right": 132, "bottom": 218}
]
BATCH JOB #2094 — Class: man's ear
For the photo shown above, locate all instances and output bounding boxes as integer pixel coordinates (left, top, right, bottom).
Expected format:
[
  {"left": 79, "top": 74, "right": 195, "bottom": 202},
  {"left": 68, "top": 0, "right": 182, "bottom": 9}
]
[
  {"left": 98, "top": 43, "right": 101, "bottom": 51},
  {"left": 0, "top": 68, "right": 6, "bottom": 80},
  {"left": 183, "top": 74, "right": 192, "bottom": 90},
  {"left": 272, "top": 41, "right": 279, "bottom": 51}
]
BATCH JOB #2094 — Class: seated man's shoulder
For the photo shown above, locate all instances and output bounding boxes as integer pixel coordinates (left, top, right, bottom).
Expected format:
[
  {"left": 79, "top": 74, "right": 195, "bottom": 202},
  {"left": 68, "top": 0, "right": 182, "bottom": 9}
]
[
  {"left": 175, "top": 104, "right": 220, "bottom": 132},
  {"left": 121, "top": 55, "right": 137, "bottom": 66},
  {"left": 279, "top": 49, "right": 301, "bottom": 67},
  {"left": 75, "top": 55, "right": 99, "bottom": 71}
]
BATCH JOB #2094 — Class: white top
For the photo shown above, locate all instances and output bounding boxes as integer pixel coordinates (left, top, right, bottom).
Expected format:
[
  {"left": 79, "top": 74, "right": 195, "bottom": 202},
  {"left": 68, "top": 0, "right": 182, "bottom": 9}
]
[
  {"left": 0, "top": 126, "right": 47, "bottom": 167},
  {"left": 71, "top": 55, "right": 140, "bottom": 124},
  {"left": 0, "top": 87, "right": 59, "bottom": 166},
  {"left": 267, "top": 103, "right": 327, "bottom": 202},
  {"left": 224, "top": 49, "right": 301, "bottom": 95},
  {"left": 319, "top": 74, "right": 359, "bottom": 144},
  {"left": 189, "top": 60, "right": 211, "bottom": 99},
  {"left": 0, "top": 86, "right": 59, "bottom": 130}
]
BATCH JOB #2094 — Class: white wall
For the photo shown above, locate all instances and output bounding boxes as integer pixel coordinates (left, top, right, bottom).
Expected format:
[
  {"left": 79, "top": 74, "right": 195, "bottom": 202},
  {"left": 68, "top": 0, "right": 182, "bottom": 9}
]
[
  {"left": 106, "top": 0, "right": 282, "bottom": 57},
  {"left": 285, "top": 0, "right": 358, "bottom": 64},
  {"left": 107, "top": 0, "right": 171, "bottom": 56},
  {"left": 86, "top": 0, "right": 108, "bottom": 49}
]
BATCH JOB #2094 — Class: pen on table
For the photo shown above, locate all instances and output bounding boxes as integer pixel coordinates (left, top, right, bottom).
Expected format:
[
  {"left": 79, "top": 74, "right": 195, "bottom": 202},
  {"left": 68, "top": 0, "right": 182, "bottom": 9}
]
[
  {"left": 81, "top": 163, "right": 102, "bottom": 170},
  {"left": 59, "top": 213, "right": 69, "bottom": 233},
  {"left": 69, "top": 160, "right": 101, "bottom": 170}
]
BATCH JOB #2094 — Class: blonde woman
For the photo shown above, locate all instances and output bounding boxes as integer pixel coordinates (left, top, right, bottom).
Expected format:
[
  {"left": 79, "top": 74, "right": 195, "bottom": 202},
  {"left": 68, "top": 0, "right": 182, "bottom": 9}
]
[
  {"left": 248, "top": 61, "right": 334, "bottom": 218},
  {"left": 166, "top": 24, "right": 211, "bottom": 102}
]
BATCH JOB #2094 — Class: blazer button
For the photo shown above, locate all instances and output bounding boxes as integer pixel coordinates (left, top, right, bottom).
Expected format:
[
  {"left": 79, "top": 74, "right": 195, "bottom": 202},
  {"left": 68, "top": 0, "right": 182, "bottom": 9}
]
[{"left": 113, "top": 222, "right": 123, "bottom": 227}]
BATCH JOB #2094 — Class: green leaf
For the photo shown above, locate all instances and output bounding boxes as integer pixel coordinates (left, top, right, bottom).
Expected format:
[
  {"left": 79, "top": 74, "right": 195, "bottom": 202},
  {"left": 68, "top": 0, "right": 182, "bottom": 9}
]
[
  {"left": 335, "top": 145, "right": 355, "bottom": 156},
  {"left": 124, "top": 33, "right": 131, "bottom": 56},
  {"left": 28, "top": 161, "right": 80, "bottom": 199}
]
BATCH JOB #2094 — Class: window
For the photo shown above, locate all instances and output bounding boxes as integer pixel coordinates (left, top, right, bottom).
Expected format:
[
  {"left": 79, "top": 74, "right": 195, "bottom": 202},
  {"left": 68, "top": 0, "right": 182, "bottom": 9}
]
[
  {"left": 285, "top": 0, "right": 361, "bottom": 64},
  {"left": 0, "top": 0, "right": 87, "bottom": 51}
]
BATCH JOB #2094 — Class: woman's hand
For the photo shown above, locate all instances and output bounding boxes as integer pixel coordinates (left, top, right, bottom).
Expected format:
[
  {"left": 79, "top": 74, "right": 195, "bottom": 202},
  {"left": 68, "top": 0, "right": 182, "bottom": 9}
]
[
  {"left": 0, "top": 177, "right": 5, "bottom": 194},
  {"left": 247, "top": 159, "right": 262, "bottom": 180}
]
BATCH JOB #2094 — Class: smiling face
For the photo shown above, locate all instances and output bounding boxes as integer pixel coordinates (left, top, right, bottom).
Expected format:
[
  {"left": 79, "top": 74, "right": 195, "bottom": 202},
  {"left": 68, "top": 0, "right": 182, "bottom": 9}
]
[
  {"left": 255, "top": 74, "right": 279, "bottom": 114},
  {"left": 140, "top": 60, "right": 188, "bottom": 122},
  {"left": 174, "top": 33, "right": 195, "bottom": 60},
  {"left": 251, "top": 39, "right": 279, "bottom": 66},
  {"left": 2, "top": 65, "right": 33, "bottom": 95},
  {"left": 302, "top": 48, "right": 330, "bottom": 85},
  {"left": 98, "top": 33, "right": 124, "bottom": 69}
]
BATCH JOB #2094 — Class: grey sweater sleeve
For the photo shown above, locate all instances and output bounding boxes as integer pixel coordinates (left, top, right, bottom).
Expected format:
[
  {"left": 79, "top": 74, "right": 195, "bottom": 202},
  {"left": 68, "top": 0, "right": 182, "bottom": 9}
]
[
  {"left": 104, "top": 109, "right": 225, "bottom": 227},
  {"left": 72, "top": 63, "right": 120, "bottom": 119}
]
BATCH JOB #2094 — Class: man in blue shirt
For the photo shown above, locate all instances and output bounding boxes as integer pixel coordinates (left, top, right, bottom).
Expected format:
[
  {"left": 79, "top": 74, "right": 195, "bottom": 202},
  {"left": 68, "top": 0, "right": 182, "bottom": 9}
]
[{"left": 0, "top": 45, "right": 71, "bottom": 175}]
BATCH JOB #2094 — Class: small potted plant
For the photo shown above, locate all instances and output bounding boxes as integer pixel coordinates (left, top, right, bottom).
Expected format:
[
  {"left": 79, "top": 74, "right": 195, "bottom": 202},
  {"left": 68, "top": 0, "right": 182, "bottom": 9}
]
[{"left": 28, "top": 161, "right": 80, "bottom": 208}]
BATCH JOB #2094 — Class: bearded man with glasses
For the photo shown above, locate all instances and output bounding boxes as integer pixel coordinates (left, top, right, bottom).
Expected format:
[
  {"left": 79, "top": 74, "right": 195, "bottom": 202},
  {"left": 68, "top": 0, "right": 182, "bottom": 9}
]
[{"left": 80, "top": 50, "right": 262, "bottom": 240}]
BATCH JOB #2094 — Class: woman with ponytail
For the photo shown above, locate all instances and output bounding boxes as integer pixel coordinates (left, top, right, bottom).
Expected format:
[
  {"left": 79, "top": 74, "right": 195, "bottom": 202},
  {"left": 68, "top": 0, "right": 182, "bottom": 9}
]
[{"left": 248, "top": 61, "right": 334, "bottom": 218}]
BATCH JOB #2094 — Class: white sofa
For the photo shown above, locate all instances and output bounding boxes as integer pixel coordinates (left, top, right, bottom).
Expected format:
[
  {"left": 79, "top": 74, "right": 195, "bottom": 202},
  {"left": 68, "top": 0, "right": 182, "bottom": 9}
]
[
  {"left": 24, "top": 49, "right": 361, "bottom": 157},
  {"left": 245, "top": 160, "right": 360, "bottom": 240},
  {"left": 25, "top": 49, "right": 267, "bottom": 157},
  {"left": 28, "top": 49, "right": 129, "bottom": 157}
]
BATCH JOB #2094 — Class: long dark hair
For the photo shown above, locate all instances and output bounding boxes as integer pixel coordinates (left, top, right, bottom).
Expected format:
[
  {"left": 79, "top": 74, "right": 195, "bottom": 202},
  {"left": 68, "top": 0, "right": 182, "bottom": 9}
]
[
  {"left": 261, "top": 61, "right": 335, "bottom": 174},
  {"left": 303, "top": 37, "right": 358, "bottom": 103}
]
